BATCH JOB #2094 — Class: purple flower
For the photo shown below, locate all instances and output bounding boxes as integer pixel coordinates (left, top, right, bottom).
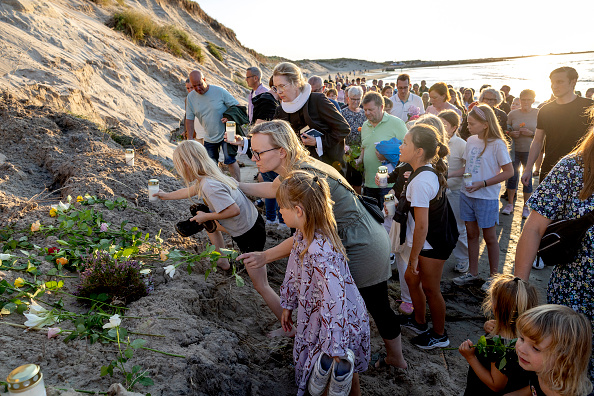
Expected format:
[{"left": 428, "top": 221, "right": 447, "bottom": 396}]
[{"left": 100, "top": 223, "right": 108, "bottom": 232}]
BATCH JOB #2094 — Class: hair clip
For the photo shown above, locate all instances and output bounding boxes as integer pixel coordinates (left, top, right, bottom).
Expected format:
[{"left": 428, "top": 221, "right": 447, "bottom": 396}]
[
  {"left": 473, "top": 107, "right": 487, "bottom": 121},
  {"left": 513, "top": 276, "right": 523, "bottom": 283},
  {"left": 312, "top": 175, "right": 319, "bottom": 183}
]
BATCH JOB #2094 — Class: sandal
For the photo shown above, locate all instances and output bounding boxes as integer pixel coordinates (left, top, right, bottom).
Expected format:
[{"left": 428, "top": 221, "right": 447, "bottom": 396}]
[{"left": 370, "top": 353, "right": 388, "bottom": 369}]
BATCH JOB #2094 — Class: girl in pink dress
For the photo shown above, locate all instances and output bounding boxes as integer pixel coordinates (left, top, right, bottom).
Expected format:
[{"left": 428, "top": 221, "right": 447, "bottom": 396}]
[{"left": 278, "top": 170, "right": 370, "bottom": 396}]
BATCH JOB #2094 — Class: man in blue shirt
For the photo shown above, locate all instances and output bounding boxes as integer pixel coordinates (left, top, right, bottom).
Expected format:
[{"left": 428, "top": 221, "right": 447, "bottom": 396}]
[{"left": 186, "top": 70, "right": 240, "bottom": 181}]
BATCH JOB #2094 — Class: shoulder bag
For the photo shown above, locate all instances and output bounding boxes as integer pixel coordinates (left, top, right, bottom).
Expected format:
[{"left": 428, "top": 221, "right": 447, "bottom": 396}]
[{"left": 537, "top": 210, "right": 594, "bottom": 266}]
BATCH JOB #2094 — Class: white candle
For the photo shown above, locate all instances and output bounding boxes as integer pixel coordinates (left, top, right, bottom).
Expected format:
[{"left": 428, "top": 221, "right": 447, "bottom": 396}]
[
  {"left": 377, "top": 165, "right": 388, "bottom": 187},
  {"left": 148, "top": 179, "right": 159, "bottom": 202},
  {"left": 125, "top": 149, "right": 134, "bottom": 166},
  {"left": 384, "top": 193, "right": 396, "bottom": 217},
  {"left": 6, "top": 364, "right": 46, "bottom": 396},
  {"left": 226, "top": 121, "right": 236, "bottom": 143}
]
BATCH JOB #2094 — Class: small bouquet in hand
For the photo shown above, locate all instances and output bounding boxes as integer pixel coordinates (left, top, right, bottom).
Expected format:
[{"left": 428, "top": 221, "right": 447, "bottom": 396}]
[{"left": 407, "top": 106, "right": 421, "bottom": 122}]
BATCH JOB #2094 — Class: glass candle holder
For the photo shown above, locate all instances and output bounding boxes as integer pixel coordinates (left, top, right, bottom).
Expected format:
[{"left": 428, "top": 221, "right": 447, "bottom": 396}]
[
  {"left": 384, "top": 193, "right": 396, "bottom": 217},
  {"left": 377, "top": 165, "right": 389, "bottom": 187},
  {"left": 125, "top": 149, "right": 134, "bottom": 166},
  {"left": 225, "top": 121, "right": 236, "bottom": 143},
  {"left": 463, "top": 172, "right": 473, "bottom": 187}
]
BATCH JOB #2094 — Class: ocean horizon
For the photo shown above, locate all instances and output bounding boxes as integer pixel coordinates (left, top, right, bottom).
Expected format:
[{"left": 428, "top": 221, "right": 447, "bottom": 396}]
[{"left": 371, "top": 52, "right": 594, "bottom": 104}]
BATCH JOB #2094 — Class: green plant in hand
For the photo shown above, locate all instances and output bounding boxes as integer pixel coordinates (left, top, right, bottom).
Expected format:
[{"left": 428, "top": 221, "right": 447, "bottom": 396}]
[{"left": 345, "top": 145, "right": 363, "bottom": 171}]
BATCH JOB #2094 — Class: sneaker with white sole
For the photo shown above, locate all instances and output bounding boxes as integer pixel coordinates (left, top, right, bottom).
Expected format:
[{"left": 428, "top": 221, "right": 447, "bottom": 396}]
[
  {"left": 532, "top": 257, "right": 545, "bottom": 270},
  {"left": 481, "top": 277, "right": 494, "bottom": 292},
  {"left": 328, "top": 349, "right": 354, "bottom": 396},
  {"left": 522, "top": 206, "right": 530, "bottom": 219},
  {"left": 452, "top": 272, "right": 478, "bottom": 286},
  {"left": 265, "top": 219, "right": 279, "bottom": 226},
  {"left": 412, "top": 329, "right": 450, "bottom": 350},
  {"left": 454, "top": 261, "right": 469, "bottom": 273},
  {"left": 400, "top": 314, "right": 429, "bottom": 334},
  {"left": 501, "top": 203, "right": 514, "bottom": 215},
  {"left": 308, "top": 353, "right": 334, "bottom": 396}
]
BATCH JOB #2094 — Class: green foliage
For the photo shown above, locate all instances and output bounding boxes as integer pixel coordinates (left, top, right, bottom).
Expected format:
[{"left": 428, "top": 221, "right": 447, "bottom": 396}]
[
  {"left": 206, "top": 41, "right": 225, "bottom": 62},
  {"left": 112, "top": 11, "right": 203, "bottom": 62},
  {"left": 233, "top": 76, "right": 249, "bottom": 89},
  {"left": 345, "top": 145, "right": 363, "bottom": 171}
]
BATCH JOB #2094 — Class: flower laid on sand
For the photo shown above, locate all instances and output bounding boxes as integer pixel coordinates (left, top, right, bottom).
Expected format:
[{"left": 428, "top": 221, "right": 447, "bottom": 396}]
[
  {"left": 160, "top": 249, "right": 169, "bottom": 261},
  {"left": 50, "top": 201, "right": 71, "bottom": 217},
  {"left": 103, "top": 314, "right": 122, "bottom": 329},
  {"left": 139, "top": 269, "right": 151, "bottom": 275},
  {"left": 47, "top": 327, "right": 61, "bottom": 339},
  {"left": 31, "top": 220, "right": 41, "bottom": 232},
  {"left": 0, "top": 253, "right": 11, "bottom": 262},
  {"left": 100, "top": 223, "right": 109, "bottom": 232},
  {"left": 76, "top": 195, "right": 84, "bottom": 203},
  {"left": 14, "top": 278, "right": 25, "bottom": 288},
  {"left": 163, "top": 265, "right": 176, "bottom": 278},
  {"left": 49, "top": 207, "right": 57, "bottom": 217},
  {"left": 24, "top": 302, "right": 56, "bottom": 329},
  {"left": 56, "top": 257, "right": 68, "bottom": 266},
  {"left": 48, "top": 247, "right": 60, "bottom": 254}
]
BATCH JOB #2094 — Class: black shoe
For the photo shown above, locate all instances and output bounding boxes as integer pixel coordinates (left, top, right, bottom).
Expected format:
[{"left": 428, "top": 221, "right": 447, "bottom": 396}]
[
  {"left": 400, "top": 315, "right": 428, "bottom": 334},
  {"left": 175, "top": 219, "right": 204, "bottom": 237},
  {"left": 189, "top": 204, "right": 217, "bottom": 233},
  {"left": 411, "top": 329, "right": 450, "bottom": 350}
]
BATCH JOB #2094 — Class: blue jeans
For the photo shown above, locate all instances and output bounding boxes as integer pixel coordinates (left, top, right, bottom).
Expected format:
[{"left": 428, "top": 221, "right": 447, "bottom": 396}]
[
  {"left": 203, "top": 140, "right": 236, "bottom": 165},
  {"left": 506, "top": 151, "right": 533, "bottom": 193},
  {"left": 261, "top": 171, "right": 283, "bottom": 223}
]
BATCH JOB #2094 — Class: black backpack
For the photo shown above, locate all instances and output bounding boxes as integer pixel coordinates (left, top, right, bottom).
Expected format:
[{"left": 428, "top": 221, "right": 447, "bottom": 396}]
[{"left": 537, "top": 210, "right": 594, "bottom": 266}]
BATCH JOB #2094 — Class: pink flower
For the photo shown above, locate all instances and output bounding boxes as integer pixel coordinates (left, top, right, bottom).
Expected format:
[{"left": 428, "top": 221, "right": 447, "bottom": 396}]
[
  {"left": 47, "top": 327, "right": 61, "bottom": 339},
  {"left": 100, "top": 223, "right": 108, "bottom": 232},
  {"left": 407, "top": 106, "right": 421, "bottom": 117}
]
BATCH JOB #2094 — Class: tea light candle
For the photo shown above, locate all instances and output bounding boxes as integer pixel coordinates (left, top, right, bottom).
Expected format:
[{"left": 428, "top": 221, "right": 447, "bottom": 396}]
[
  {"left": 384, "top": 193, "right": 396, "bottom": 217},
  {"left": 125, "top": 149, "right": 134, "bottom": 166},
  {"left": 148, "top": 179, "right": 159, "bottom": 202},
  {"left": 463, "top": 172, "right": 473, "bottom": 187},
  {"left": 377, "top": 165, "right": 389, "bottom": 187},
  {"left": 225, "top": 121, "right": 236, "bottom": 143},
  {"left": 6, "top": 364, "right": 46, "bottom": 396}
]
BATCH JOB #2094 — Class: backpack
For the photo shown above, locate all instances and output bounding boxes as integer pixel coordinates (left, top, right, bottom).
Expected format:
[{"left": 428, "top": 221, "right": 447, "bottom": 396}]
[{"left": 537, "top": 210, "right": 594, "bottom": 266}]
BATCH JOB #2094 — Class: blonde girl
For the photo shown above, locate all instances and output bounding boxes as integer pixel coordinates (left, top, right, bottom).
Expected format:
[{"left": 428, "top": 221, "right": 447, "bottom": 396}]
[
  {"left": 452, "top": 105, "right": 513, "bottom": 291},
  {"left": 154, "top": 141, "right": 283, "bottom": 321},
  {"left": 278, "top": 170, "right": 369, "bottom": 396},
  {"left": 398, "top": 123, "right": 459, "bottom": 349},
  {"left": 459, "top": 274, "right": 539, "bottom": 395},
  {"left": 509, "top": 304, "right": 593, "bottom": 396}
]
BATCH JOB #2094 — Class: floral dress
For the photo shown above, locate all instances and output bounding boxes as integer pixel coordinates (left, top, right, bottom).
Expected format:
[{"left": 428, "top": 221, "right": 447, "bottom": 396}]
[
  {"left": 280, "top": 231, "right": 370, "bottom": 396},
  {"left": 526, "top": 154, "right": 594, "bottom": 380},
  {"left": 341, "top": 107, "right": 366, "bottom": 146}
]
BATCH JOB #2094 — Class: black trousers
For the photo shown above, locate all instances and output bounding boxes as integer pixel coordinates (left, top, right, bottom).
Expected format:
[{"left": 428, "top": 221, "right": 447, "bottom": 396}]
[{"left": 358, "top": 280, "right": 401, "bottom": 340}]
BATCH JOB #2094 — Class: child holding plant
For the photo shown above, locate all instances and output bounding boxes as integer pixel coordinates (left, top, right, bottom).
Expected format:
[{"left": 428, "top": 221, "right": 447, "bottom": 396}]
[
  {"left": 508, "top": 304, "right": 593, "bottom": 396},
  {"left": 459, "top": 274, "right": 539, "bottom": 395},
  {"left": 155, "top": 141, "right": 283, "bottom": 324},
  {"left": 277, "top": 170, "right": 369, "bottom": 396}
]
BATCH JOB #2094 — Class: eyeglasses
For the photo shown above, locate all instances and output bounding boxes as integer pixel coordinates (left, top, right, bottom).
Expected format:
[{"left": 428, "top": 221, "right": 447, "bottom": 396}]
[
  {"left": 349, "top": 97, "right": 361, "bottom": 101},
  {"left": 272, "top": 83, "right": 292, "bottom": 93},
  {"left": 245, "top": 75, "right": 257, "bottom": 81},
  {"left": 251, "top": 147, "right": 280, "bottom": 161}
]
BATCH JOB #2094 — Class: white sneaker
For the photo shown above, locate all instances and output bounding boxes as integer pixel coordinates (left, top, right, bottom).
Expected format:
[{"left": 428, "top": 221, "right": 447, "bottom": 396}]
[
  {"left": 308, "top": 353, "right": 334, "bottom": 396},
  {"left": 532, "top": 257, "right": 545, "bottom": 270},
  {"left": 481, "top": 277, "right": 494, "bottom": 292},
  {"left": 328, "top": 349, "right": 355, "bottom": 396},
  {"left": 454, "top": 261, "right": 469, "bottom": 273},
  {"left": 265, "top": 219, "right": 279, "bottom": 226},
  {"left": 453, "top": 272, "right": 478, "bottom": 286}
]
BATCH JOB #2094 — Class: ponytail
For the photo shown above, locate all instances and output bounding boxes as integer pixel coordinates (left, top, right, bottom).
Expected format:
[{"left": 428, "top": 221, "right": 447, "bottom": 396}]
[{"left": 409, "top": 124, "right": 449, "bottom": 198}]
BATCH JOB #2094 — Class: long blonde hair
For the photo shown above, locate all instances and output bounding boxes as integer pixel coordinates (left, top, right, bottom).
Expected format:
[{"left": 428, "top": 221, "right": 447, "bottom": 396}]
[
  {"left": 517, "top": 304, "right": 592, "bottom": 396},
  {"left": 468, "top": 104, "right": 508, "bottom": 156},
  {"left": 250, "top": 120, "right": 311, "bottom": 170},
  {"left": 571, "top": 104, "right": 594, "bottom": 200},
  {"left": 276, "top": 170, "right": 346, "bottom": 259},
  {"left": 482, "top": 274, "right": 539, "bottom": 339},
  {"left": 173, "top": 140, "right": 237, "bottom": 201}
]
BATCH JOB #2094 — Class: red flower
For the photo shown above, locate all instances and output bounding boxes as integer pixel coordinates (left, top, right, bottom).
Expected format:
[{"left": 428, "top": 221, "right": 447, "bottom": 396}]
[{"left": 48, "top": 247, "right": 60, "bottom": 254}]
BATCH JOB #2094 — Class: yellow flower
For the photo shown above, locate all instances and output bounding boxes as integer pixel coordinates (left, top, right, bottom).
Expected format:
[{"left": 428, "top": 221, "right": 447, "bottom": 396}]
[
  {"left": 49, "top": 208, "right": 57, "bottom": 217},
  {"left": 30, "top": 220, "right": 41, "bottom": 232},
  {"left": 14, "top": 278, "right": 25, "bottom": 288},
  {"left": 76, "top": 196, "right": 84, "bottom": 203},
  {"left": 56, "top": 257, "right": 68, "bottom": 266},
  {"left": 160, "top": 249, "right": 169, "bottom": 261}
]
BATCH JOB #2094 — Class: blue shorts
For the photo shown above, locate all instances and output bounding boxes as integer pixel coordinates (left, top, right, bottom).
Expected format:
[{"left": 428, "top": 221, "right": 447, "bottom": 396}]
[
  {"left": 459, "top": 193, "right": 499, "bottom": 229},
  {"left": 203, "top": 140, "right": 237, "bottom": 165}
]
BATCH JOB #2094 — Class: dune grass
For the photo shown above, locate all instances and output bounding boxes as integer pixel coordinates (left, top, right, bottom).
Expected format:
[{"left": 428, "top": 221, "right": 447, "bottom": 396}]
[
  {"left": 111, "top": 10, "right": 203, "bottom": 62},
  {"left": 206, "top": 41, "right": 226, "bottom": 62}
]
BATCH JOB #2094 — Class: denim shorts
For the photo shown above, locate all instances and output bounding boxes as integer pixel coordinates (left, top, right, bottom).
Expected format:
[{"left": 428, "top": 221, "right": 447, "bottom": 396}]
[
  {"left": 459, "top": 193, "right": 499, "bottom": 229},
  {"left": 203, "top": 140, "right": 236, "bottom": 165}
]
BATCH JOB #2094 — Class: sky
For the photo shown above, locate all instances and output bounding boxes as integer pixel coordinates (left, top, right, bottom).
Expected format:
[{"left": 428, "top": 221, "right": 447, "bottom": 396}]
[{"left": 195, "top": 0, "right": 593, "bottom": 63}]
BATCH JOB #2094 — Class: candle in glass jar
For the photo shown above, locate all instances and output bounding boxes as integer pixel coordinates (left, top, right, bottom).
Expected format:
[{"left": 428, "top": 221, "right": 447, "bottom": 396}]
[
  {"left": 225, "top": 121, "right": 236, "bottom": 143},
  {"left": 125, "top": 149, "right": 134, "bottom": 166},
  {"left": 6, "top": 364, "right": 46, "bottom": 396},
  {"left": 377, "top": 166, "right": 389, "bottom": 187},
  {"left": 148, "top": 179, "right": 159, "bottom": 202},
  {"left": 384, "top": 193, "right": 396, "bottom": 217}
]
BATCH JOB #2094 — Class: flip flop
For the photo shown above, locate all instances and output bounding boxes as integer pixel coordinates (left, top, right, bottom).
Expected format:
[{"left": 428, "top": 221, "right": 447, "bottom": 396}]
[{"left": 370, "top": 353, "right": 388, "bottom": 369}]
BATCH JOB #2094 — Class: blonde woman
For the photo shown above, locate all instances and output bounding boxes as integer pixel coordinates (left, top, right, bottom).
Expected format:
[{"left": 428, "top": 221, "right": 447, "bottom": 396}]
[
  {"left": 237, "top": 120, "right": 408, "bottom": 370},
  {"left": 272, "top": 62, "right": 350, "bottom": 171}
]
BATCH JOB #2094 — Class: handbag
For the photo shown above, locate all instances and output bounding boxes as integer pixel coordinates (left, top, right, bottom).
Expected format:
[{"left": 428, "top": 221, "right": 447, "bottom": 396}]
[
  {"left": 299, "top": 165, "right": 384, "bottom": 224},
  {"left": 537, "top": 210, "right": 594, "bottom": 266}
]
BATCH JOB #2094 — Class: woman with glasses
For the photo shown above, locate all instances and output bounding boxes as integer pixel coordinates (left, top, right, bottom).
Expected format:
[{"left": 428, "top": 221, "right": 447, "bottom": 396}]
[
  {"left": 237, "top": 120, "right": 408, "bottom": 371},
  {"left": 342, "top": 86, "right": 367, "bottom": 193},
  {"left": 272, "top": 62, "right": 350, "bottom": 173}
]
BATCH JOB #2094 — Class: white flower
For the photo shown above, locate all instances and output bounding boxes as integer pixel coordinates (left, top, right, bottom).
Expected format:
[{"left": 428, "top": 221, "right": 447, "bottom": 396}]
[
  {"left": 103, "top": 314, "right": 121, "bottom": 329},
  {"left": 163, "top": 265, "right": 176, "bottom": 278},
  {"left": 0, "top": 253, "right": 11, "bottom": 261},
  {"left": 58, "top": 201, "right": 70, "bottom": 211},
  {"left": 24, "top": 313, "right": 56, "bottom": 328},
  {"left": 139, "top": 269, "right": 151, "bottom": 275},
  {"left": 28, "top": 302, "right": 49, "bottom": 315}
]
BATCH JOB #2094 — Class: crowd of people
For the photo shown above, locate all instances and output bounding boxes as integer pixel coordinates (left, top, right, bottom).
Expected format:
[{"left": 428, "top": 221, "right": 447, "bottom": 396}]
[{"left": 159, "top": 63, "right": 593, "bottom": 396}]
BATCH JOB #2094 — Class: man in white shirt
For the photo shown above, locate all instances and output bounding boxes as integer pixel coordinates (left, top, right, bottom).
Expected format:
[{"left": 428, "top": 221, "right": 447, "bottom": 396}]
[
  {"left": 389, "top": 74, "right": 425, "bottom": 122},
  {"left": 245, "top": 66, "right": 268, "bottom": 123}
]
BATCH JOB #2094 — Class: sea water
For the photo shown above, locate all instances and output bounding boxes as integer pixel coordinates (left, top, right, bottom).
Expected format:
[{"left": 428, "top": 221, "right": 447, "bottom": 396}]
[{"left": 376, "top": 52, "right": 594, "bottom": 105}]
